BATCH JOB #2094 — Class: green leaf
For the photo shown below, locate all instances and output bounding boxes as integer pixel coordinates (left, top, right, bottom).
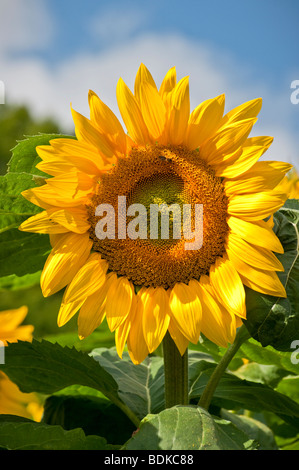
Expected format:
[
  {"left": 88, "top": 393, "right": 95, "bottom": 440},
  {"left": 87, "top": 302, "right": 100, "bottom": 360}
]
[
  {"left": 0, "top": 418, "right": 109, "bottom": 450},
  {"left": 7, "top": 133, "right": 75, "bottom": 175},
  {"left": 90, "top": 348, "right": 165, "bottom": 420},
  {"left": 220, "top": 410, "right": 278, "bottom": 450},
  {"left": 0, "top": 229, "right": 50, "bottom": 278},
  {"left": 122, "top": 406, "right": 257, "bottom": 450},
  {"left": 239, "top": 338, "right": 299, "bottom": 376},
  {"left": 233, "top": 362, "right": 289, "bottom": 388},
  {"left": 276, "top": 375, "right": 299, "bottom": 403},
  {"left": 188, "top": 353, "right": 299, "bottom": 425},
  {"left": 0, "top": 172, "right": 42, "bottom": 233},
  {"left": 0, "top": 271, "right": 41, "bottom": 290},
  {"left": 43, "top": 394, "right": 135, "bottom": 445},
  {"left": 0, "top": 339, "right": 121, "bottom": 403},
  {"left": 244, "top": 200, "right": 299, "bottom": 351},
  {"left": 0, "top": 339, "right": 141, "bottom": 427}
]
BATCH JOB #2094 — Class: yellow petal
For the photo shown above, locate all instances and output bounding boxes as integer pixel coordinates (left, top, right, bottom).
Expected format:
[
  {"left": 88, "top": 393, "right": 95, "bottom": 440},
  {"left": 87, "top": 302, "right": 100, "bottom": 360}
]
[
  {"left": 214, "top": 136, "right": 273, "bottom": 178},
  {"left": 227, "top": 247, "right": 286, "bottom": 298},
  {"left": 63, "top": 253, "right": 108, "bottom": 304},
  {"left": 78, "top": 301, "right": 105, "bottom": 340},
  {"left": 200, "top": 118, "right": 257, "bottom": 165},
  {"left": 185, "top": 94, "right": 225, "bottom": 149},
  {"left": 169, "top": 282, "right": 202, "bottom": 344},
  {"left": 105, "top": 275, "right": 134, "bottom": 332},
  {"left": 134, "top": 63, "right": 158, "bottom": 102},
  {"left": 22, "top": 174, "right": 93, "bottom": 210},
  {"left": 159, "top": 66, "right": 177, "bottom": 103},
  {"left": 167, "top": 318, "right": 189, "bottom": 356},
  {"left": 193, "top": 277, "right": 236, "bottom": 346},
  {"left": 115, "top": 293, "right": 137, "bottom": 359},
  {"left": 133, "top": 64, "right": 167, "bottom": 142},
  {"left": 228, "top": 191, "right": 287, "bottom": 221},
  {"left": 141, "top": 287, "right": 171, "bottom": 353},
  {"left": 227, "top": 216, "right": 284, "bottom": 254},
  {"left": 77, "top": 274, "right": 114, "bottom": 339},
  {"left": 0, "top": 372, "right": 43, "bottom": 421},
  {"left": 167, "top": 76, "right": 190, "bottom": 145},
  {"left": 19, "top": 210, "right": 68, "bottom": 234},
  {"left": 41, "top": 232, "right": 92, "bottom": 297},
  {"left": 46, "top": 169, "right": 95, "bottom": 195},
  {"left": 50, "top": 207, "right": 90, "bottom": 234},
  {"left": 219, "top": 98, "right": 262, "bottom": 127},
  {"left": 224, "top": 161, "right": 293, "bottom": 195},
  {"left": 36, "top": 159, "right": 77, "bottom": 177},
  {"left": 88, "top": 90, "right": 127, "bottom": 156},
  {"left": 49, "top": 138, "right": 115, "bottom": 170},
  {"left": 0, "top": 324, "right": 34, "bottom": 346},
  {"left": 138, "top": 81, "right": 166, "bottom": 141},
  {"left": 227, "top": 232, "right": 284, "bottom": 272},
  {"left": 57, "top": 297, "right": 85, "bottom": 327},
  {"left": 127, "top": 293, "right": 149, "bottom": 364},
  {"left": 20, "top": 206, "right": 88, "bottom": 236},
  {"left": 71, "top": 106, "right": 116, "bottom": 162},
  {"left": 0, "top": 306, "right": 28, "bottom": 332},
  {"left": 36, "top": 138, "right": 112, "bottom": 176},
  {"left": 116, "top": 77, "right": 150, "bottom": 145},
  {"left": 209, "top": 256, "right": 246, "bottom": 319},
  {"left": 0, "top": 306, "right": 34, "bottom": 345}
]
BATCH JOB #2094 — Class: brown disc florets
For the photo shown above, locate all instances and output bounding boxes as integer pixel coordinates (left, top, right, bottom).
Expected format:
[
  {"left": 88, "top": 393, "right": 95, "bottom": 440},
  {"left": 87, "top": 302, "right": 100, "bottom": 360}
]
[{"left": 87, "top": 145, "right": 229, "bottom": 289}]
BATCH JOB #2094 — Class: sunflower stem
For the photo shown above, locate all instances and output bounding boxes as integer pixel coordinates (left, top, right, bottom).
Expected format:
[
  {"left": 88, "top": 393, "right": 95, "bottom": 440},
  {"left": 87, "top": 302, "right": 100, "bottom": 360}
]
[
  {"left": 162, "top": 331, "right": 189, "bottom": 408},
  {"left": 198, "top": 324, "right": 250, "bottom": 411}
]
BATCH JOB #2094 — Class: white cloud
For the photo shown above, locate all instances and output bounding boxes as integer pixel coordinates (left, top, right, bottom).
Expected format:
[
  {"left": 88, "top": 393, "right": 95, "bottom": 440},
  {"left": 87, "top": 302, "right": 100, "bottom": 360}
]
[
  {"left": 89, "top": 5, "right": 148, "bottom": 44},
  {"left": 0, "top": 0, "right": 54, "bottom": 54},
  {"left": 1, "top": 30, "right": 298, "bottom": 166}
]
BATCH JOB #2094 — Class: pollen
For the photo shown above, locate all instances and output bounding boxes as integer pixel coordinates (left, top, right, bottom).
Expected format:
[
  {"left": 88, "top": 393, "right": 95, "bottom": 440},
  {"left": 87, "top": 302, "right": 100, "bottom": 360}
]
[{"left": 87, "top": 145, "right": 229, "bottom": 289}]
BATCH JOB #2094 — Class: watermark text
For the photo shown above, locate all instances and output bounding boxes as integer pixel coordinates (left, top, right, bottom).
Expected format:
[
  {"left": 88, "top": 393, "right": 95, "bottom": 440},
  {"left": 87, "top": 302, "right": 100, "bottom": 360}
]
[
  {"left": 290, "top": 80, "right": 299, "bottom": 105},
  {"left": 94, "top": 196, "right": 203, "bottom": 251}
]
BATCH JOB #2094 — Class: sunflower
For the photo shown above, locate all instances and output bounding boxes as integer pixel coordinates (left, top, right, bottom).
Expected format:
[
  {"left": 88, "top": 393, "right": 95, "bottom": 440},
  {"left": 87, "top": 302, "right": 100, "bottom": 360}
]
[
  {"left": 0, "top": 307, "right": 43, "bottom": 421},
  {"left": 20, "top": 64, "right": 291, "bottom": 364}
]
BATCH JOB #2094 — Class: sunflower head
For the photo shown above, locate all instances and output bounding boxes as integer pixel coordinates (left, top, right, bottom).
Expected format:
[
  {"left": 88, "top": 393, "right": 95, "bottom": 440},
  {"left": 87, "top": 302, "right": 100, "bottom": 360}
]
[{"left": 20, "top": 64, "right": 291, "bottom": 364}]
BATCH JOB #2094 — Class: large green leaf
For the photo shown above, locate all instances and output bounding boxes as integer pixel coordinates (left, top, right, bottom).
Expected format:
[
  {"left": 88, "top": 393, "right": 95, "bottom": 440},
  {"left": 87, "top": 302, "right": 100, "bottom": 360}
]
[
  {"left": 0, "top": 416, "right": 109, "bottom": 450},
  {"left": 90, "top": 348, "right": 165, "bottom": 420},
  {"left": 244, "top": 200, "right": 299, "bottom": 351},
  {"left": 0, "top": 339, "right": 141, "bottom": 426},
  {"left": 0, "top": 340, "right": 118, "bottom": 397},
  {"left": 122, "top": 406, "right": 257, "bottom": 450}
]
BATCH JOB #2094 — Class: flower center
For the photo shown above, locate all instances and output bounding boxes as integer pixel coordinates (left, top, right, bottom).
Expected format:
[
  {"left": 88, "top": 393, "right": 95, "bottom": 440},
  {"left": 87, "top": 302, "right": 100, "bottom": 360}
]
[{"left": 87, "top": 145, "right": 229, "bottom": 289}]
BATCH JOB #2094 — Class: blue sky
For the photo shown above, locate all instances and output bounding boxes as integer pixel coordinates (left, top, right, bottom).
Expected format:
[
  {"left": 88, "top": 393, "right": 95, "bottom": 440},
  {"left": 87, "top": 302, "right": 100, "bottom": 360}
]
[
  {"left": 47, "top": 0, "right": 298, "bottom": 87},
  {"left": 0, "top": 0, "right": 298, "bottom": 165}
]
